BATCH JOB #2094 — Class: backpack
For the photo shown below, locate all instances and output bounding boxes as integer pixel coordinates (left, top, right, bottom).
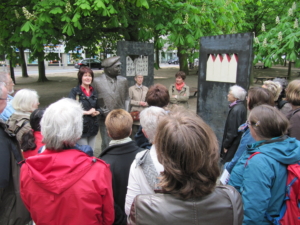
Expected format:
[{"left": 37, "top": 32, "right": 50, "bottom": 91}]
[{"left": 246, "top": 152, "right": 300, "bottom": 225}]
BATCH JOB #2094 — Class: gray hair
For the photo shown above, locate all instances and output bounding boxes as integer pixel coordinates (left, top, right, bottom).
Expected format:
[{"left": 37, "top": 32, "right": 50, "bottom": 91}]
[
  {"left": 0, "top": 72, "right": 8, "bottom": 83},
  {"left": 0, "top": 82, "right": 5, "bottom": 98},
  {"left": 140, "top": 106, "right": 167, "bottom": 143},
  {"left": 229, "top": 85, "right": 247, "bottom": 101},
  {"left": 41, "top": 98, "right": 83, "bottom": 150},
  {"left": 12, "top": 89, "right": 39, "bottom": 112}
]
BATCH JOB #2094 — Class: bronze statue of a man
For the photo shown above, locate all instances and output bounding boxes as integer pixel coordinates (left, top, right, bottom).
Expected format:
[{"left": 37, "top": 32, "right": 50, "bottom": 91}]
[{"left": 93, "top": 56, "right": 129, "bottom": 150}]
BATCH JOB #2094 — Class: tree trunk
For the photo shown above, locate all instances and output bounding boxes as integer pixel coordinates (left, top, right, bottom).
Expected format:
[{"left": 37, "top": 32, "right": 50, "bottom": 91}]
[
  {"left": 37, "top": 52, "right": 48, "bottom": 82},
  {"left": 9, "top": 61, "right": 16, "bottom": 84},
  {"left": 154, "top": 35, "right": 160, "bottom": 69},
  {"left": 19, "top": 47, "right": 28, "bottom": 77},
  {"left": 287, "top": 61, "right": 292, "bottom": 80},
  {"left": 177, "top": 46, "right": 189, "bottom": 75}
]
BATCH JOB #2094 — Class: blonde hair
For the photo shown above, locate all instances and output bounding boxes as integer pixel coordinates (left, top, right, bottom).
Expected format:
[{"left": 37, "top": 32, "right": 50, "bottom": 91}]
[
  {"left": 12, "top": 89, "right": 39, "bottom": 112},
  {"left": 262, "top": 80, "right": 282, "bottom": 101},
  {"left": 286, "top": 80, "right": 300, "bottom": 106},
  {"left": 105, "top": 109, "right": 133, "bottom": 140}
]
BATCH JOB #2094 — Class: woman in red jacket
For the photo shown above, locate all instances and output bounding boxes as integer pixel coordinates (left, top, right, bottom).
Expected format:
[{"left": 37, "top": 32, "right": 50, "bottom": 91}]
[{"left": 20, "top": 98, "right": 114, "bottom": 225}]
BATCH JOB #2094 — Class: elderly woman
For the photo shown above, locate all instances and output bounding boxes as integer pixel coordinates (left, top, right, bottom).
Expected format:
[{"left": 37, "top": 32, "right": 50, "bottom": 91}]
[
  {"left": 169, "top": 71, "right": 190, "bottom": 108},
  {"left": 128, "top": 74, "right": 148, "bottom": 138},
  {"left": 20, "top": 98, "right": 114, "bottom": 225},
  {"left": 220, "top": 85, "right": 247, "bottom": 164},
  {"left": 69, "top": 66, "right": 101, "bottom": 151},
  {"left": 286, "top": 79, "right": 300, "bottom": 140},
  {"left": 128, "top": 109, "right": 243, "bottom": 224},
  {"left": 125, "top": 106, "right": 167, "bottom": 216},
  {"left": 7, "top": 89, "right": 39, "bottom": 146},
  {"left": 224, "top": 87, "right": 274, "bottom": 173},
  {"left": 229, "top": 105, "right": 300, "bottom": 224}
]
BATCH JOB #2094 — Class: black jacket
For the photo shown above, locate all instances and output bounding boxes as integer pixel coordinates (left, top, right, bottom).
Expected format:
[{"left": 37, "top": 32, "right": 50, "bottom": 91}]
[
  {"left": 0, "top": 121, "right": 31, "bottom": 224},
  {"left": 69, "top": 85, "right": 101, "bottom": 137},
  {"left": 100, "top": 141, "right": 143, "bottom": 225},
  {"left": 221, "top": 101, "right": 246, "bottom": 163}
]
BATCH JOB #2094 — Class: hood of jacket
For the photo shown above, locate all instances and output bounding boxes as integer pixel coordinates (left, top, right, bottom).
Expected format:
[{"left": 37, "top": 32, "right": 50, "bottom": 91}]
[
  {"left": 23, "top": 149, "right": 97, "bottom": 195},
  {"left": 247, "top": 136, "right": 300, "bottom": 165}
]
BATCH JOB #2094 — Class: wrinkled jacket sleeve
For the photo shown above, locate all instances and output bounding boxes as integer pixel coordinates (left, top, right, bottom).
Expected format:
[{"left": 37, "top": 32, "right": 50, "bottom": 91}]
[
  {"left": 129, "top": 87, "right": 140, "bottom": 106},
  {"left": 68, "top": 87, "right": 77, "bottom": 99},
  {"left": 223, "top": 105, "right": 246, "bottom": 149},
  {"left": 100, "top": 165, "right": 115, "bottom": 225},
  {"left": 241, "top": 155, "right": 274, "bottom": 225},
  {"left": 225, "top": 129, "right": 255, "bottom": 173},
  {"left": 177, "top": 86, "right": 190, "bottom": 102}
]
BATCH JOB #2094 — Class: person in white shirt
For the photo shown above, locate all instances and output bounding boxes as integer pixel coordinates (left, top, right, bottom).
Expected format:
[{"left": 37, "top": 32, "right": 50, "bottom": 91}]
[{"left": 125, "top": 106, "right": 167, "bottom": 215}]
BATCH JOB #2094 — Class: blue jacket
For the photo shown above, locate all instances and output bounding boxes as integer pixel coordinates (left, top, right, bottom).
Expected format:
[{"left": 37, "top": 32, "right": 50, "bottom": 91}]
[
  {"left": 225, "top": 124, "right": 256, "bottom": 173},
  {"left": 228, "top": 137, "right": 300, "bottom": 225},
  {"left": 0, "top": 95, "right": 14, "bottom": 122}
]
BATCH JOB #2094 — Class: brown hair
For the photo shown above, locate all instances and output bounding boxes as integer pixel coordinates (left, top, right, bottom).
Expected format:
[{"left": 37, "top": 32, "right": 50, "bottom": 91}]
[
  {"left": 77, "top": 66, "right": 94, "bottom": 85},
  {"left": 146, "top": 84, "right": 170, "bottom": 107},
  {"left": 105, "top": 109, "right": 133, "bottom": 140},
  {"left": 286, "top": 80, "right": 300, "bottom": 106},
  {"left": 175, "top": 71, "right": 186, "bottom": 80},
  {"left": 248, "top": 105, "right": 289, "bottom": 139},
  {"left": 247, "top": 87, "right": 274, "bottom": 110},
  {"left": 155, "top": 109, "right": 220, "bottom": 200}
]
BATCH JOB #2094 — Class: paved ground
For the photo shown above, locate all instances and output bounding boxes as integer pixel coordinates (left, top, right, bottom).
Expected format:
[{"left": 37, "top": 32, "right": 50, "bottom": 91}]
[{"left": 9, "top": 63, "right": 300, "bottom": 156}]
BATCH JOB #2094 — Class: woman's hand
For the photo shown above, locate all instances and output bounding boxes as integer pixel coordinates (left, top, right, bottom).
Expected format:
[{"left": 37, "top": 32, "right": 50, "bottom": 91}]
[
  {"left": 83, "top": 108, "right": 96, "bottom": 115},
  {"left": 91, "top": 111, "right": 100, "bottom": 117}
]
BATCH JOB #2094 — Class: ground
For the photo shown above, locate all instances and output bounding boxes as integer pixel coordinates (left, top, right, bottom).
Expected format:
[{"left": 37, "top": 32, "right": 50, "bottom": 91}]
[{"left": 10, "top": 64, "right": 300, "bottom": 155}]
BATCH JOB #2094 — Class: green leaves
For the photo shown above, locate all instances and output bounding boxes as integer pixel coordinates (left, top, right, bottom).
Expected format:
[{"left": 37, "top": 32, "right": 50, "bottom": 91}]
[
  {"left": 136, "top": 0, "right": 149, "bottom": 9},
  {"left": 21, "top": 21, "right": 35, "bottom": 32},
  {"left": 49, "top": 7, "right": 63, "bottom": 14},
  {"left": 62, "top": 23, "right": 75, "bottom": 36}
]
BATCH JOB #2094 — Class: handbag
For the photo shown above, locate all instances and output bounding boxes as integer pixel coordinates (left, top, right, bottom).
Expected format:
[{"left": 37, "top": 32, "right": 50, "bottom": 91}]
[{"left": 130, "top": 111, "right": 140, "bottom": 121}]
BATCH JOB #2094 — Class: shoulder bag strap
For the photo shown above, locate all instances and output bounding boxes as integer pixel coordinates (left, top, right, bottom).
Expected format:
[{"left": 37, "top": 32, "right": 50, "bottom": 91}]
[
  {"left": 14, "top": 119, "right": 30, "bottom": 135},
  {"left": 220, "top": 186, "right": 238, "bottom": 225}
]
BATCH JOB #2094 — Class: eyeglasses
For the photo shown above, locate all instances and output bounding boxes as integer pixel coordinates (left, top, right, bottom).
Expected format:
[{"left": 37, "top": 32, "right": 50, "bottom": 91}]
[
  {"left": 0, "top": 98, "right": 8, "bottom": 101},
  {"left": 246, "top": 120, "right": 260, "bottom": 127}
]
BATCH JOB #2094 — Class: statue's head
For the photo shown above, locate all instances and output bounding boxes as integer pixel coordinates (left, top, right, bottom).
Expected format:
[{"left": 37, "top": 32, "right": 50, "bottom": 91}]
[{"left": 102, "top": 56, "right": 121, "bottom": 78}]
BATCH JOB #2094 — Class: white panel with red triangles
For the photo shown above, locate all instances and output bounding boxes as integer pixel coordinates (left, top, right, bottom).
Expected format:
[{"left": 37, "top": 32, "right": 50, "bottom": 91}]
[{"left": 206, "top": 54, "right": 238, "bottom": 83}]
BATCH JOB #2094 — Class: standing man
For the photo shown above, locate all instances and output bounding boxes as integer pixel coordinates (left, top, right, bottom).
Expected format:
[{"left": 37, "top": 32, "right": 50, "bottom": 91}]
[
  {"left": 0, "top": 72, "right": 15, "bottom": 121},
  {"left": 94, "top": 56, "right": 130, "bottom": 151}
]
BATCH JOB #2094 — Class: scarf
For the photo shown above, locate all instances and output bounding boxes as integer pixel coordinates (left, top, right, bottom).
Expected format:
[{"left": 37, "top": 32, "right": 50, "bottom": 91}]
[
  {"left": 229, "top": 100, "right": 242, "bottom": 108},
  {"left": 109, "top": 137, "right": 132, "bottom": 146},
  {"left": 175, "top": 82, "right": 185, "bottom": 91}
]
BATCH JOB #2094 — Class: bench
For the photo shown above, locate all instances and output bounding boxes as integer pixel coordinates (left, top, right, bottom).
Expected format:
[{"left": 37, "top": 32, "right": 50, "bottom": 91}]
[
  {"left": 254, "top": 63, "right": 265, "bottom": 69},
  {"left": 190, "top": 87, "right": 198, "bottom": 97},
  {"left": 254, "top": 77, "right": 274, "bottom": 84}
]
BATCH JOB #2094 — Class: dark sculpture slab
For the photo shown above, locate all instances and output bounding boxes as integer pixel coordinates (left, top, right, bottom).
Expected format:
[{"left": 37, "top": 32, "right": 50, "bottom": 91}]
[
  {"left": 117, "top": 41, "right": 154, "bottom": 87},
  {"left": 197, "top": 32, "right": 254, "bottom": 145}
]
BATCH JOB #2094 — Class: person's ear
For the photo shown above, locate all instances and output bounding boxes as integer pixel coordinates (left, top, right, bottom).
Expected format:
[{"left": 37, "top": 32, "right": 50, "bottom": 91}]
[{"left": 107, "top": 130, "right": 111, "bottom": 138}]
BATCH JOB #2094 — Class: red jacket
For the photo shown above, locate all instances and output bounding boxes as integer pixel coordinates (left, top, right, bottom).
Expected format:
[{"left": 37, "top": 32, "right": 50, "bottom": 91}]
[
  {"left": 23, "top": 131, "right": 44, "bottom": 159},
  {"left": 20, "top": 149, "right": 114, "bottom": 225}
]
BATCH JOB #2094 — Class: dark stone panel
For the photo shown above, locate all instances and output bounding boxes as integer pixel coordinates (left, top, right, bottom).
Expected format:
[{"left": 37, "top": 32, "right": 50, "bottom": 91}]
[
  {"left": 197, "top": 32, "right": 254, "bottom": 146},
  {"left": 117, "top": 41, "right": 154, "bottom": 88}
]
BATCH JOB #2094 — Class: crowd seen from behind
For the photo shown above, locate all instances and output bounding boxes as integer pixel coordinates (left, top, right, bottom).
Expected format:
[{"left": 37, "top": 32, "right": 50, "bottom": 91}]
[{"left": 0, "top": 67, "right": 300, "bottom": 225}]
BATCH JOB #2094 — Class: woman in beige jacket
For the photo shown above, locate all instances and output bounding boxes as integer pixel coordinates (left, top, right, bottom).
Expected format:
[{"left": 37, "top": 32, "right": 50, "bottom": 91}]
[
  {"left": 128, "top": 75, "right": 148, "bottom": 137},
  {"left": 169, "top": 71, "right": 189, "bottom": 109}
]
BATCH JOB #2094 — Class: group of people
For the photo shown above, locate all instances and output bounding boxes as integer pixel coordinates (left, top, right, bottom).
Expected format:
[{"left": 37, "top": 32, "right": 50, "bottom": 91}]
[{"left": 1, "top": 57, "right": 300, "bottom": 225}]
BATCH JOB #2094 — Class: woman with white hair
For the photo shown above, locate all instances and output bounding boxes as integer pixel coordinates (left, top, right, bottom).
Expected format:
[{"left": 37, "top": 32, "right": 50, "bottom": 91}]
[
  {"left": 220, "top": 85, "right": 247, "bottom": 164},
  {"left": 125, "top": 106, "right": 167, "bottom": 216},
  {"left": 20, "top": 98, "right": 114, "bottom": 225},
  {"left": 7, "top": 89, "right": 39, "bottom": 146}
]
